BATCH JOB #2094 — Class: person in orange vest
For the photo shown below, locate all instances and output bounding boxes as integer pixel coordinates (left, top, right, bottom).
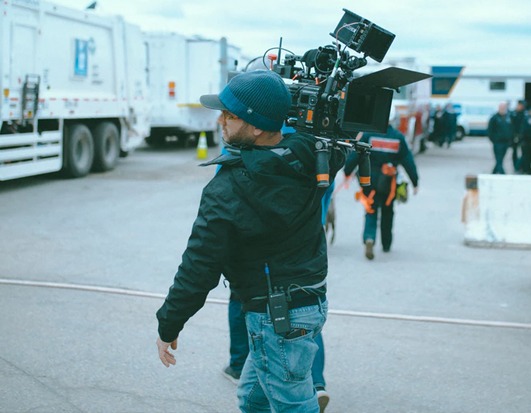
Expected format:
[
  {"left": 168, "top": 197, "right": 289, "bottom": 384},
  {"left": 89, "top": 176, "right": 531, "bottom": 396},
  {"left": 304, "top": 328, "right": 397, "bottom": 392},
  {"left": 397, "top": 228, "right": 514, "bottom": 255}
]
[{"left": 343, "top": 109, "right": 419, "bottom": 260}]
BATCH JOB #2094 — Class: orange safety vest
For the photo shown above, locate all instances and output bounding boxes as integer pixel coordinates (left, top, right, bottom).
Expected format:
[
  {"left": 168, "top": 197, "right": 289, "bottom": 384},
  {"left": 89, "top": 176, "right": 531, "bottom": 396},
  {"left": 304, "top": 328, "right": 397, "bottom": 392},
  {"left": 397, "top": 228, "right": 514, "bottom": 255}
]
[
  {"left": 381, "top": 163, "right": 397, "bottom": 207},
  {"left": 355, "top": 164, "right": 397, "bottom": 213}
]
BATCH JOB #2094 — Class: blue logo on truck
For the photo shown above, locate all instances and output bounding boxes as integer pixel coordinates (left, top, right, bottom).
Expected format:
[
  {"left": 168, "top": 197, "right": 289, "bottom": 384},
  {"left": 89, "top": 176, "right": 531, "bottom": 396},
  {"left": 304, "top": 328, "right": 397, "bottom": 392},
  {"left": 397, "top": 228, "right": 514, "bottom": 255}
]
[{"left": 74, "top": 39, "right": 89, "bottom": 77}]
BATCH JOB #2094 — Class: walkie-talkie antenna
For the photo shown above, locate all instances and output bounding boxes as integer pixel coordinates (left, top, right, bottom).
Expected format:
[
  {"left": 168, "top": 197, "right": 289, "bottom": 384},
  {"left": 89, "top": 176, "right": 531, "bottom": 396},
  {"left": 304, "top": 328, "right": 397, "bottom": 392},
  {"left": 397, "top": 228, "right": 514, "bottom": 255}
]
[{"left": 277, "top": 37, "right": 283, "bottom": 65}]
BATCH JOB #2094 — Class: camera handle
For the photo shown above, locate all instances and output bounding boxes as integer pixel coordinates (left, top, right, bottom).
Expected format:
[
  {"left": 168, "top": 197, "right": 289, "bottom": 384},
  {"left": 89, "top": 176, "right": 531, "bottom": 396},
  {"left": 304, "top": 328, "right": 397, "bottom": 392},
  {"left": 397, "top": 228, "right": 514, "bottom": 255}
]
[
  {"left": 357, "top": 147, "right": 371, "bottom": 187},
  {"left": 315, "top": 139, "right": 330, "bottom": 188},
  {"left": 315, "top": 136, "right": 372, "bottom": 188}
]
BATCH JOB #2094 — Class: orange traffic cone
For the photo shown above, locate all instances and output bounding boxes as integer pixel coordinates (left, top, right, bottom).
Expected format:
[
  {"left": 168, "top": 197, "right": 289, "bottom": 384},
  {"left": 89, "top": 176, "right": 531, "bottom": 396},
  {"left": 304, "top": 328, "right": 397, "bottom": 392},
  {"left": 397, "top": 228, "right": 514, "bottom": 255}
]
[{"left": 197, "top": 132, "right": 208, "bottom": 160}]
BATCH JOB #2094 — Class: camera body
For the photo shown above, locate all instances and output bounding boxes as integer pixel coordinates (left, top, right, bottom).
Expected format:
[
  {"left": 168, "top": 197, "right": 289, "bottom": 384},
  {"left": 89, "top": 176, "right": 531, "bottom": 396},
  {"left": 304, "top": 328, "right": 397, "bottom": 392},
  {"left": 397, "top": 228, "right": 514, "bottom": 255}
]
[
  {"left": 284, "top": 76, "right": 394, "bottom": 139},
  {"left": 272, "top": 9, "right": 428, "bottom": 140}
]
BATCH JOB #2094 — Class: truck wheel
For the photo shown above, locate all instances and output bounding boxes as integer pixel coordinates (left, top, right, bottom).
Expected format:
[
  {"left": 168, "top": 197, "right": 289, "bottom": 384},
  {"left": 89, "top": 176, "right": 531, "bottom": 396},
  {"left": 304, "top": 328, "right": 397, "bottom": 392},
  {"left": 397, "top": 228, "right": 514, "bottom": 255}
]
[
  {"left": 64, "top": 123, "right": 94, "bottom": 178},
  {"left": 455, "top": 126, "right": 465, "bottom": 141},
  {"left": 92, "top": 122, "right": 120, "bottom": 172}
]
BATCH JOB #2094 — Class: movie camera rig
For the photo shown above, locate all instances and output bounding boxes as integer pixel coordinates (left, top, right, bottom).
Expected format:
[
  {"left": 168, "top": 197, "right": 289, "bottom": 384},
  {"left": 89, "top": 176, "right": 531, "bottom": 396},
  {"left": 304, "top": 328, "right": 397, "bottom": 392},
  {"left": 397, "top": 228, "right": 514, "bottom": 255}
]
[{"left": 260, "top": 9, "right": 430, "bottom": 187}]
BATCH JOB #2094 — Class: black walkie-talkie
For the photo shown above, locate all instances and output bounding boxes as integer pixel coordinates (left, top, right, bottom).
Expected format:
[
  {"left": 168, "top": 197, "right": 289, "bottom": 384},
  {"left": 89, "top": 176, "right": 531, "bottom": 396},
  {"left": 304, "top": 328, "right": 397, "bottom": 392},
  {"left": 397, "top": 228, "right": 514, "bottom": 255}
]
[{"left": 265, "top": 263, "right": 291, "bottom": 335}]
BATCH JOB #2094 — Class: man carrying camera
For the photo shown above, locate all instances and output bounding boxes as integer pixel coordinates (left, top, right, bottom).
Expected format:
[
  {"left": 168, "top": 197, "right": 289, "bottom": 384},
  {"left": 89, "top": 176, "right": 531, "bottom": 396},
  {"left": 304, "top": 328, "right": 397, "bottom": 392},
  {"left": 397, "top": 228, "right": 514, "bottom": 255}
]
[{"left": 156, "top": 70, "right": 346, "bottom": 412}]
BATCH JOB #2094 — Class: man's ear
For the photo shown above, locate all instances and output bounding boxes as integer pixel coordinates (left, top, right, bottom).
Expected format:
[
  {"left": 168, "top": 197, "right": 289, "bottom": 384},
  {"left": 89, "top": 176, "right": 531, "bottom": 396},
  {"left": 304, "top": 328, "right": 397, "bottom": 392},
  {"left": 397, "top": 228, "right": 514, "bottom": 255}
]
[{"left": 252, "top": 127, "right": 264, "bottom": 137}]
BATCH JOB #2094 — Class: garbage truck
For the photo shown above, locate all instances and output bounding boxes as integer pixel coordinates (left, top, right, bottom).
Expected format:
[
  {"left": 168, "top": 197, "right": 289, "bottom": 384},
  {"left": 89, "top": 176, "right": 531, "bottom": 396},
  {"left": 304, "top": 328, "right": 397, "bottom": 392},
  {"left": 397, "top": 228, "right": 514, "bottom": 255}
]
[
  {"left": 0, "top": 0, "right": 150, "bottom": 181},
  {"left": 144, "top": 32, "right": 243, "bottom": 147}
]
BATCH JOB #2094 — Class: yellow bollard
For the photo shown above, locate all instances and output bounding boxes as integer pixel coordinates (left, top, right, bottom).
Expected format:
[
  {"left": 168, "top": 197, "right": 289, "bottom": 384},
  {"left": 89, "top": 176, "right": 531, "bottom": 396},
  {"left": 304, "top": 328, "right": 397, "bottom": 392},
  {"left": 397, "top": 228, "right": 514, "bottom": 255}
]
[{"left": 197, "top": 132, "right": 208, "bottom": 160}]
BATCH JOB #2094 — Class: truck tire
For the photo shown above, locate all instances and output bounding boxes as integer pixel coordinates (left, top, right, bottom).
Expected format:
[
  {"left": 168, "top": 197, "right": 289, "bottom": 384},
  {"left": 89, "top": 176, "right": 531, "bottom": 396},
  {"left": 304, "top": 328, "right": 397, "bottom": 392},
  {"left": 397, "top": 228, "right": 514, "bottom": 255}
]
[
  {"left": 92, "top": 122, "right": 120, "bottom": 172},
  {"left": 455, "top": 126, "right": 465, "bottom": 141},
  {"left": 64, "top": 123, "right": 94, "bottom": 178}
]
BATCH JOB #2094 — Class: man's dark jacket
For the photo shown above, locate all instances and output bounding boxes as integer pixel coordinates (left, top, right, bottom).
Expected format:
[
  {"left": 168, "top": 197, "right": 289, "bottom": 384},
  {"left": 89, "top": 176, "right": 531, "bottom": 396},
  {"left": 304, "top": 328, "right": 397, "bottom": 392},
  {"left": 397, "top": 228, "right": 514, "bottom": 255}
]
[
  {"left": 343, "top": 126, "right": 419, "bottom": 190},
  {"left": 157, "top": 132, "right": 346, "bottom": 342},
  {"left": 488, "top": 113, "right": 513, "bottom": 144}
]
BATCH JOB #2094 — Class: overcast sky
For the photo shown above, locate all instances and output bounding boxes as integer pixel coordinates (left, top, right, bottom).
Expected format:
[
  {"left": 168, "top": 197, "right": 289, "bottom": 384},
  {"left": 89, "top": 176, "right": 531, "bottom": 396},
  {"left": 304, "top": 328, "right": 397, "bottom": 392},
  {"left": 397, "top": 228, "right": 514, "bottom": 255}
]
[{"left": 54, "top": 0, "right": 531, "bottom": 73}]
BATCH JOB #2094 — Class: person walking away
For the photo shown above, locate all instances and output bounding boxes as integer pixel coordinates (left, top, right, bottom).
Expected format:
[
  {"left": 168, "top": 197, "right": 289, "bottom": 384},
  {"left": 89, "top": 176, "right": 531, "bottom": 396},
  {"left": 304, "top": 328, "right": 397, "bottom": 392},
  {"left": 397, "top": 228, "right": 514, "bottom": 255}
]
[
  {"left": 430, "top": 104, "right": 444, "bottom": 146},
  {"left": 519, "top": 106, "right": 531, "bottom": 174},
  {"left": 343, "top": 109, "right": 419, "bottom": 260},
  {"left": 441, "top": 102, "right": 457, "bottom": 147},
  {"left": 488, "top": 102, "right": 513, "bottom": 174},
  {"left": 155, "top": 70, "right": 346, "bottom": 412},
  {"left": 511, "top": 100, "right": 526, "bottom": 172}
]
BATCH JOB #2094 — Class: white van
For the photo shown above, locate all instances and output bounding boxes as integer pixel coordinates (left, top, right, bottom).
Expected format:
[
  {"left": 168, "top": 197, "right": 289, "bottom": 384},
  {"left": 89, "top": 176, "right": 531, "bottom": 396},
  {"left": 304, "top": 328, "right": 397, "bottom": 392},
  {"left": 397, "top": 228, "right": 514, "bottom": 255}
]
[{"left": 454, "top": 102, "right": 498, "bottom": 139}]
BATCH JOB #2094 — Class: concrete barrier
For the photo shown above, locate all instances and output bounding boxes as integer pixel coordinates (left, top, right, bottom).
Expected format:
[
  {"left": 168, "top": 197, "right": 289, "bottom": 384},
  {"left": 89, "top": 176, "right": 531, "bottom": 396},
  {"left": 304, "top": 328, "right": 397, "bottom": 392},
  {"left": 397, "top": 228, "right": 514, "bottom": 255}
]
[{"left": 462, "top": 174, "right": 531, "bottom": 249}]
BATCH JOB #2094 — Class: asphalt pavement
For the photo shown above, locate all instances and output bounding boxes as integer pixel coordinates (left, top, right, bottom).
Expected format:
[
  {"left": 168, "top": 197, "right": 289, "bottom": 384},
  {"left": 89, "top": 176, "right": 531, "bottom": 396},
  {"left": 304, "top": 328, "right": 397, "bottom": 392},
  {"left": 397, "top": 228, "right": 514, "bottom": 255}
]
[{"left": 1, "top": 136, "right": 530, "bottom": 413}]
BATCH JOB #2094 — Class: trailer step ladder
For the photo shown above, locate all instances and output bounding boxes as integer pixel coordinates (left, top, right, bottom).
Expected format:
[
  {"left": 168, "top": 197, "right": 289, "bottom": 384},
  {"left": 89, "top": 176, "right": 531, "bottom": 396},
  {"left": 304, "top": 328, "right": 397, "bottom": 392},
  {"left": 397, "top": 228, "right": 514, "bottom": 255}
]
[{"left": 21, "top": 74, "right": 40, "bottom": 124}]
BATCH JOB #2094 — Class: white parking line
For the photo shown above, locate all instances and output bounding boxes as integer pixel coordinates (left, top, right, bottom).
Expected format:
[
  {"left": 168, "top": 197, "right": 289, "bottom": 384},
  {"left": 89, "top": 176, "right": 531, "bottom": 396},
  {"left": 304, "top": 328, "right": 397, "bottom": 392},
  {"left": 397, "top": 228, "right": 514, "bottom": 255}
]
[{"left": 2, "top": 278, "right": 531, "bottom": 330}]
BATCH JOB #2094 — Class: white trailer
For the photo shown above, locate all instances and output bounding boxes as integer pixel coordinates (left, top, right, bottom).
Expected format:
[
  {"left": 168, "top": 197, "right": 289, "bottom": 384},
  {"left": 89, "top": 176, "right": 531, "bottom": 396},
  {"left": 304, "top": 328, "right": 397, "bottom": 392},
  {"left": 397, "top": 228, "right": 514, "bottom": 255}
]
[
  {"left": 144, "top": 32, "right": 242, "bottom": 147},
  {"left": 0, "top": 0, "right": 150, "bottom": 181},
  {"left": 431, "top": 66, "right": 531, "bottom": 107},
  {"left": 430, "top": 66, "right": 531, "bottom": 138}
]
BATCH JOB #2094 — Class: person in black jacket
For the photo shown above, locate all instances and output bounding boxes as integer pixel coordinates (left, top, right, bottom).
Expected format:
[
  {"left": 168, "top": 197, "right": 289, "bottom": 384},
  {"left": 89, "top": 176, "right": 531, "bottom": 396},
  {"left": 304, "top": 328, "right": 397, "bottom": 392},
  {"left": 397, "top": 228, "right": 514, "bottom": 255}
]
[
  {"left": 511, "top": 100, "right": 527, "bottom": 171},
  {"left": 343, "top": 111, "right": 419, "bottom": 260},
  {"left": 441, "top": 102, "right": 458, "bottom": 148},
  {"left": 520, "top": 107, "right": 531, "bottom": 174},
  {"left": 488, "top": 102, "right": 514, "bottom": 174},
  {"left": 155, "top": 70, "right": 346, "bottom": 413}
]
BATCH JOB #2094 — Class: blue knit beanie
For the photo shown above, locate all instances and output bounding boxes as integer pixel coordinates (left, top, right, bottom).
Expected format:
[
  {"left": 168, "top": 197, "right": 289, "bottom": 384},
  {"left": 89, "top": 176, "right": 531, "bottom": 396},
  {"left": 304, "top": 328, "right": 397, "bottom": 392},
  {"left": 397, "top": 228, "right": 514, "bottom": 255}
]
[{"left": 200, "top": 70, "right": 292, "bottom": 131}]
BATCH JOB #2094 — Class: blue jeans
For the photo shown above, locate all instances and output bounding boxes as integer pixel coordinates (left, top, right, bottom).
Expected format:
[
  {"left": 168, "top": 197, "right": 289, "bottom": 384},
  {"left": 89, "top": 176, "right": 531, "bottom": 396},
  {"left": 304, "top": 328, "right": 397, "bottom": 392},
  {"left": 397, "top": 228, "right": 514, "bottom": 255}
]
[
  {"left": 229, "top": 295, "right": 250, "bottom": 372},
  {"left": 237, "top": 300, "right": 328, "bottom": 413},
  {"left": 228, "top": 298, "right": 326, "bottom": 390},
  {"left": 311, "top": 332, "right": 326, "bottom": 389}
]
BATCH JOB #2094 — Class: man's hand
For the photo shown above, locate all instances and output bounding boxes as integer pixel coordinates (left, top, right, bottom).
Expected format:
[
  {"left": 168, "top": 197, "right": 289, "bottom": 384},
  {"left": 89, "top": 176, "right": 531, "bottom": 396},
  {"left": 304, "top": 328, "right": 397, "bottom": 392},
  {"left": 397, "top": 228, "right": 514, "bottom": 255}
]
[{"left": 157, "top": 337, "right": 178, "bottom": 367}]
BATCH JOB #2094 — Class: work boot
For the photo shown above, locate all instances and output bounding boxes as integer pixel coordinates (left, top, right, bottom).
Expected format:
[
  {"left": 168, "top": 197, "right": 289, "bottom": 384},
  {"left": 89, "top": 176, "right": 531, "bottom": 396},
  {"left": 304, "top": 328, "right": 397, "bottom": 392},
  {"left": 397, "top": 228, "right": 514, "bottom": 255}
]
[{"left": 365, "top": 239, "right": 375, "bottom": 260}]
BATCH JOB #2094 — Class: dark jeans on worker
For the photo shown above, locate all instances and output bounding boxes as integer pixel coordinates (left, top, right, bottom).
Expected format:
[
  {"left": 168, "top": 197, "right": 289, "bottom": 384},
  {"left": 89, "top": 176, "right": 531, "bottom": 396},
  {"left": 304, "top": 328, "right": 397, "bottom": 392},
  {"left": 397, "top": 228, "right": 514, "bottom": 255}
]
[
  {"left": 229, "top": 295, "right": 249, "bottom": 372},
  {"left": 521, "top": 142, "right": 531, "bottom": 174},
  {"left": 512, "top": 141, "right": 521, "bottom": 171},
  {"left": 228, "top": 296, "right": 326, "bottom": 390},
  {"left": 492, "top": 142, "right": 509, "bottom": 174},
  {"left": 363, "top": 195, "right": 395, "bottom": 250}
]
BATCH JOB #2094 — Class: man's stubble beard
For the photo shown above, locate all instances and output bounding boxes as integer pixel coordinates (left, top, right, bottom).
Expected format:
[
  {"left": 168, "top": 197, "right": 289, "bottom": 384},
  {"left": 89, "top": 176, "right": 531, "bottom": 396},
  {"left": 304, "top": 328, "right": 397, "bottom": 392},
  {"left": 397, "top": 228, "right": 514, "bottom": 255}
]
[{"left": 224, "top": 123, "right": 256, "bottom": 146}]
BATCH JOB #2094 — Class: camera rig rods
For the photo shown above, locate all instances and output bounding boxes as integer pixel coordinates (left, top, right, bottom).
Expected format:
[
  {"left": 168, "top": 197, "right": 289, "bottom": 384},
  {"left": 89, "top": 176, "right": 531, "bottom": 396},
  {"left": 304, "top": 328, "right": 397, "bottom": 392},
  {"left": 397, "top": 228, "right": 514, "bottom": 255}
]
[{"left": 315, "top": 136, "right": 371, "bottom": 188}]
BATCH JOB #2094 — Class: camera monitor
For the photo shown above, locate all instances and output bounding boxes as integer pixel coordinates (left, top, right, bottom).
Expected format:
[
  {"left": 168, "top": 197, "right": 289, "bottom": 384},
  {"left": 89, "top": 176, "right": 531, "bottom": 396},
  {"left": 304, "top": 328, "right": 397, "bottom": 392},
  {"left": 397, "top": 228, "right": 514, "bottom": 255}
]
[{"left": 331, "top": 9, "right": 395, "bottom": 63}]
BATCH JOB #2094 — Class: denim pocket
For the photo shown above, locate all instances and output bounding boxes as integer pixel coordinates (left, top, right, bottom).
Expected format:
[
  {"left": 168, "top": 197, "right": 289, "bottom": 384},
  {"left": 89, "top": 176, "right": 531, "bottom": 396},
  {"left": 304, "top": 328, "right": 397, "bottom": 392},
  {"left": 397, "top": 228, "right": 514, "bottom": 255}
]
[
  {"left": 279, "top": 328, "right": 318, "bottom": 381},
  {"left": 278, "top": 304, "right": 325, "bottom": 382}
]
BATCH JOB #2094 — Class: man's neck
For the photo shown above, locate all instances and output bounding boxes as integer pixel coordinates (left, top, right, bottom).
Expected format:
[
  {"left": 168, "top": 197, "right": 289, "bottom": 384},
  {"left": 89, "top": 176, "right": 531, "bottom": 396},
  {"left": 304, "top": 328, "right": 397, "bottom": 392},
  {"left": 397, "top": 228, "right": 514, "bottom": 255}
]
[{"left": 254, "top": 131, "right": 284, "bottom": 146}]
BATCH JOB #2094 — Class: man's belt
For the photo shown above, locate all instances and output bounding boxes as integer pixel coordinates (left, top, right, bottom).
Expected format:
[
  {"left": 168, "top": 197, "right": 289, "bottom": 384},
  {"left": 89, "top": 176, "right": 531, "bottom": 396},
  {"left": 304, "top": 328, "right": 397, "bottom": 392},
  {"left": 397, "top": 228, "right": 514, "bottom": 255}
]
[{"left": 243, "top": 292, "right": 326, "bottom": 313}]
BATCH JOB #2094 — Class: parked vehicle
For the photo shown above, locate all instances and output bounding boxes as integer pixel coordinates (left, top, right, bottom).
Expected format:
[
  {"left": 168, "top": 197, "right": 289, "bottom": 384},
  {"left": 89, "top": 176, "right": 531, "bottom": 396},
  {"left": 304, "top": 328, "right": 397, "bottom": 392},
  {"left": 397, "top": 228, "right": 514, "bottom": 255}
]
[
  {"left": 387, "top": 58, "right": 432, "bottom": 154},
  {"left": 144, "top": 33, "right": 243, "bottom": 147},
  {"left": 0, "top": 0, "right": 150, "bottom": 181},
  {"left": 454, "top": 102, "right": 497, "bottom": 139}
]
